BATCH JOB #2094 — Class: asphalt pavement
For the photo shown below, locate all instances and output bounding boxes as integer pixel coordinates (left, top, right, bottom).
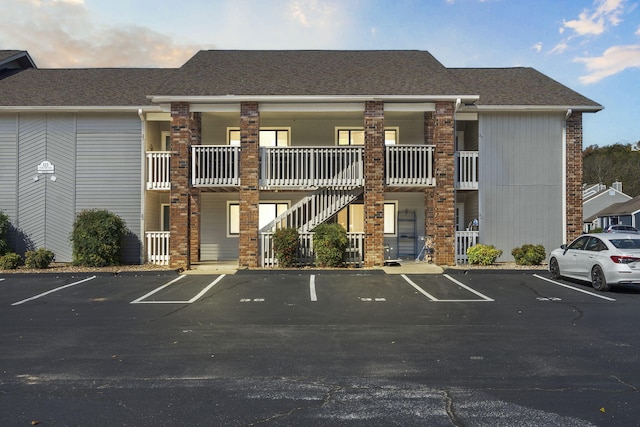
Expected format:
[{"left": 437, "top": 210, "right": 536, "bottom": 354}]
[{"left": 1, "top": 268, "right": 639, "bottom": 426}]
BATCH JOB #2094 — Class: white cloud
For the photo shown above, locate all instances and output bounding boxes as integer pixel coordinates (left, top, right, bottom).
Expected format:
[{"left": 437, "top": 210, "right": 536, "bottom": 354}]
[
  {"left": 550, "top": 41, "right": 569, "bottom": 54},
  {"left": 532, "top": 42, "right": 543, "bottom": 53},
  {"left": 0, "top": 0, "right": 200, "bottom": 67},
  {"left": 561, "top": 0, "right": 626, "bottom": 36},
  {"left": 575, "top": 44, "right": 640, "bottom": 83},
  {"left": 288, "top": 0, "right": 339, "bottom": 28},
  {"left": 636, "top": 25, "right": 640, "bottom": 35}
]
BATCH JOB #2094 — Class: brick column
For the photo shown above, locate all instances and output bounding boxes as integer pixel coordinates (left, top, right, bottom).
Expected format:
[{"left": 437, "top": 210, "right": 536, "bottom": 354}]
[
  {"left": 169, "top": 102, "right": 192, "bottom": 270},
  {"left": 433, "top": 101, "right": 456, "bottom": 265},
  {"left": 566, "top": 111, "right": 583, "bottom": 243},
  {"left": 239, "top": 102, "right": 260, "bottom": 268},
  {"left": 364, "top": 101, "right": 385, "bottom": 267},
  {"left": 189, "top": 112, "right": 201, "bottom": 264}
]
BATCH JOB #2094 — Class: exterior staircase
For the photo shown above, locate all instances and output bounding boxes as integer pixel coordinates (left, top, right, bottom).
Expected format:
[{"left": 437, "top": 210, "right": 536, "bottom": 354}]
[{"left": 260, "top": 187, "right": 363, "bottom": 233}]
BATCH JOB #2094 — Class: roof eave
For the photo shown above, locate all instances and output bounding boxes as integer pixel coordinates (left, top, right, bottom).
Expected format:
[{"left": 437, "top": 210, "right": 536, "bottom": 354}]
[
  {"left": 0, "top": 105, "right": 164, "bottom": 113},
  {"left": 476, "top": 105, "right": 603, "bottom": 113},
  {"left": 147, "top": 94, "right": 481, "bottom": 104}
]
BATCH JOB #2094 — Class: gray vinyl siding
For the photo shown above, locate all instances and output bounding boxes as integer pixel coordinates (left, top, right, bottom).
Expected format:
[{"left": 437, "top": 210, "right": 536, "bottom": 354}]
[
  {"left": 0, "top": 115, "right": 17, "bottom": 250},
  {"left": 479, "top": 112, "right": 564, "bottom": 261},
  {"left": 76, "top": 114, "right": 142, "bottom": 263}
]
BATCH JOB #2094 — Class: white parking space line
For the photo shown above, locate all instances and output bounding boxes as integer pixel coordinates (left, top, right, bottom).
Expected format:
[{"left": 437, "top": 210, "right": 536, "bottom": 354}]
[
  {"left": 401, "top": 274, "right": 439, "bottom": 301},
  {"left": 443, "top": 274, "right": 494, "bottom": 302},
  {"left": 131, "top": 275, "right": 225, "bottom": 304},
  {"left": 533, "top": 274, "right": 616, "bottom": 301},
  {"left": 11, "top": 276, "right": 97, "bottom": 306},
  {"left": 401, "top": 274, "right": 493, "bottom": 302},
  {"left": 0, "top": 278, "right": 5, "bottom": 282},
  {"left": 310, "top": 275, "right": 317, "bottom": 302}
]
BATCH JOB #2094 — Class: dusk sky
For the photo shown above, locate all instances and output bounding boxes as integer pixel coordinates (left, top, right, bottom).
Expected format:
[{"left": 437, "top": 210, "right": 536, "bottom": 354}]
[{"left": 1, "top": 0, "right": 639, "bottom": 147}]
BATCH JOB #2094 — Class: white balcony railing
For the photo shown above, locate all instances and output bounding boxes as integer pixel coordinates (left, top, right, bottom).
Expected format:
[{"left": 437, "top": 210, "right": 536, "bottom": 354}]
[
  {"left": 260, "top": 231, "right": 364, "bottom": 267},
  {"left": 146, "top": 152, "right": 171, "bottom": 190},
  {"left": 455, "top": 230, "right": 479, "bottom": 264},
  {"left": 386, "top": 145, "right": 436, "bottom": 186},
  {"left": 455, "top": 151, "right": 479, "bottom": 190},
  {"left": 146, "top": 231, "right": 170, "bottom": 265},
  {"left": 151, "top": 145, "right": 442, "bottom": 189},
  {"left": 261, "top": 146, "right": 363, "bottom": 188},
  {"left": 192, "top": 145, "right": 240, "bottom": 186}
]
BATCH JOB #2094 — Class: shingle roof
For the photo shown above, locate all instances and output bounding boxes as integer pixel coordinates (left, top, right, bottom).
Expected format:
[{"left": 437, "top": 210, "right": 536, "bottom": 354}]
[
  {"left": 0, "top": 68, "right": 175, "bottom": 106},
  {"left": 152, "top": 50, "right": 471, "bottom": 97},
  {"left": 0, "top": 49, "right": 603, "bottom": 109},
  {"left": 596, "top": 196, "right": 640, "bottom": 216},
  {"left": 449, "top": 68, "right": 601, "bottom": 108}
]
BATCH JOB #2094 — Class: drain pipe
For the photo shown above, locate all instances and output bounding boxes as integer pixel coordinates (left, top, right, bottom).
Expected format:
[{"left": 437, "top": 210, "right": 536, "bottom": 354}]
[{"left": 138, "top": 108, "right": 146, "bottom": 265}]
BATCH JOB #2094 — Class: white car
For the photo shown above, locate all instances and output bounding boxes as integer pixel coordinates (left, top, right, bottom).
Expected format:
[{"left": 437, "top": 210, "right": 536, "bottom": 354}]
[{"left": 548, "top": 233, "right": 640, "bottom": 291}]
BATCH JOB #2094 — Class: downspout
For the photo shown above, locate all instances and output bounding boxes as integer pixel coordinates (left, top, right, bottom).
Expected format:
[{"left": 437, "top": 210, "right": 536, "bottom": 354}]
[
  {"left": 138, "top": 108, "right": 146, "bottom": 264},
  {"left": 562, "top": 109, "right": 571, "bottom": 243}
]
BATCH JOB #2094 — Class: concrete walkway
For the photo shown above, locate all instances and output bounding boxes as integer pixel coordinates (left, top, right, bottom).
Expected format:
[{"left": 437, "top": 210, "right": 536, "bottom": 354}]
[{"left": 186, "top": 260, "right": 444, "bottom": 275}]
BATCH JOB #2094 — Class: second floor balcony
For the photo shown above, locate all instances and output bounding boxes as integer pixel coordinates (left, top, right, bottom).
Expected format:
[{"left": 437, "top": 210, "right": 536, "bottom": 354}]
[{"left": 146, "top": 145, "right": 479, "bottom": 190}]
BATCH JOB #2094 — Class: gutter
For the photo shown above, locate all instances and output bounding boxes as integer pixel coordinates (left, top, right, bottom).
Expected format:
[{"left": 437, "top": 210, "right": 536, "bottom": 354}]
[{"left": 147, "top": 94, "right": 481, "bottom": 104}]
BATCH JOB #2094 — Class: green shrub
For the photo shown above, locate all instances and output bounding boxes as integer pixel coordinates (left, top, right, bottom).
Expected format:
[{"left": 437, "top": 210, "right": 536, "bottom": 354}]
[
  {"left": 313, "top": 223, "right": 348, "bottom": 267},
  {"left": 25, "top": 248, "right": 55, "bottom": 269},
  {"left": 511, "top": 244, "right": 546, "bottom": 266},
  {"left": 272, "top": 227, "right": 299, "bottom": 267},
  {"left": 467, "top": 244, "right": 503, "bottom": 265},
  {"left": 71, "top": 209, "right": 128, "bottom": 267},
  {"left": 0, "top": 211, "right": 9, "bottom": 256},
  {"left": 0, "top": 253, "right": 23, "bottom": 270}
]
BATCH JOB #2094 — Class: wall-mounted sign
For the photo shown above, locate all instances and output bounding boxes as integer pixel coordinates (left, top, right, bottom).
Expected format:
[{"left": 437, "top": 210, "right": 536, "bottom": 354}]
[{"left": 37, "top": 160, "right": 54, "bottom": 174}]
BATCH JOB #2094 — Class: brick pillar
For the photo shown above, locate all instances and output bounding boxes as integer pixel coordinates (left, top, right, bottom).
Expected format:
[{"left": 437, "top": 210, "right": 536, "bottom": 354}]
[
  {"left": 239, "top": 102, "right": 260, "bottom": 268},
  {"left": 169, "top": 102, "right": 192, "bottom": 270},
  {"left": 189, "top": 113, "right": 201, "bottom": 264},
  {"left": 566, "top": 111, "right": 583, "bottom": 243},
  {"left": 364, "top": 101, "right": 385, "bottom": 267},
  {"left": 424, "top": 111, "right": 435, "bottom": 145},
  {"left": 433, "top": 101, "right": 456, "bottom": 265}
]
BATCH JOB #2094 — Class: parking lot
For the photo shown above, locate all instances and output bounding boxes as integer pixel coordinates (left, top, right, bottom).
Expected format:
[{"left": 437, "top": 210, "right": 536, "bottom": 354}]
[{"left": 2, "top": 269, "right": 640, "bottom": 425}]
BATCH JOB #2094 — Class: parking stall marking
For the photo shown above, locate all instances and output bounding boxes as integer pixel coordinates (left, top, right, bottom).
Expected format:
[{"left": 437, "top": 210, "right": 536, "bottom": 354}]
[
  {"left": 11, "top": 276, "right": 97, "bottom": 306},
  {"left": 131, "top": 274, "right": 225, "bottom": 304},
  {"left": 401, "top": 274, "right": 494, "bottom": 302},
  {"left": 532, "top": 274, "right": 616, "bottom": 301},
  {"left": 310, "top": 275, "right": 317, "bottom": 301}
]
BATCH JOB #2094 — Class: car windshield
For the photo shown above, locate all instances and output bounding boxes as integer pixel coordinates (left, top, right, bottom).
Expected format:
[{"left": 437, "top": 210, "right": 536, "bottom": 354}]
[{"left": 609, "top": 238, "right": 640, "bottom": 249}]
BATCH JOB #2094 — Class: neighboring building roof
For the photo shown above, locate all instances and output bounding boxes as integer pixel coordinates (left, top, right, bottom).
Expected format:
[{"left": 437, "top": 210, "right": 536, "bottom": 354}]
[
  {"left": 152, "top": 50, "right": 473, "bottom": 99},
  {"left": 0, "top": 50, "right": 36, "bottom": 70},
  {"left": 595, "top": 196, "right": 640, "bottom": 217},
  {"left": 449, "top": 68, "right": 601, "bottom": 110},
  {"left": 0, "top": 68, "right": 175, "bottom": 107}
]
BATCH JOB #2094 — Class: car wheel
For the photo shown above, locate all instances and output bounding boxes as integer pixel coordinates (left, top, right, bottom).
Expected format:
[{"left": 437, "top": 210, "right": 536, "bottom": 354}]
[
  {"left": 591, "top": 265, "right": 610, "bottom": 292},
  {"left": 549, "top": 257, "right": 561, "bottom": 279}
]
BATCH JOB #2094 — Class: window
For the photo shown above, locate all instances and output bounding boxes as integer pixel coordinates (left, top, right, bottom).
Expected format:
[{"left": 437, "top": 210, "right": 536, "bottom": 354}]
[
  {"left": 161, "top": 204, "right": 170, "bottom": 231},
  {"left": 228, "top": 202, "right": 289, "bottom": 235},
  {"left": 568, "top": 236, "right": 590, "bottom": 251},
  {"left": 228, "top": 128, "right": 290, "bottom": 146},
  {"left": 336, "top": 203, "right": 396, "bottom": 234},
  {"left": 336, "top": 128, "right": 398, "bottom": 146}
]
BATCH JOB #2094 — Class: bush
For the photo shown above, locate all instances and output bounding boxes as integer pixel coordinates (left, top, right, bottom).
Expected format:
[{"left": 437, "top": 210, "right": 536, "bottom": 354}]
[
  {"left": 467, "top": 244, "right": 503, "bottom": 265},
  {"left": 272, "top": 227, "right": 299, "bottom": 267},
  {"left": 511, "top": 244, "right": 546, "bottom": 266},
  {"left": 71, "top": 209, "right": 128, "bottom": 267},
  {"left": 25, "top": 248, "right": 55, "bottom": 269},
  {"left": 0, "top": 211, "right": 9, "bottom": 256},
  {"left": 313, "top": 223, "right": 348, "bottom": 267},
  {"left": 0, "top": 253, "right": 23, "bottom": 270}
]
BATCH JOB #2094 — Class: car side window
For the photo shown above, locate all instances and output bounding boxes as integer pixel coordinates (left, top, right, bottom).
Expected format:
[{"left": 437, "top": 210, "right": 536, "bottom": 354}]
[
  {"left": 568, "top": 236, "right": 589, "bottom": 250},
  {"left": 585, "top": 237, "right": 606, "bottom": 251}
]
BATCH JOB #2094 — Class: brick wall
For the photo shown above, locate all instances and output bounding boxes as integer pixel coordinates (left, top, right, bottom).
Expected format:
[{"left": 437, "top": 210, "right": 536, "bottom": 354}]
[
  {"left": 364, "top": 101, "right": 385, "bottom": 267},
  {"left": 239, "top": 102, "right": 260, "bottom": 268},
  {"left": 432, "top": 102, "right": 456, "bottom": 265},
  {"left": 189, "top": 112, "right": 201, "bottom": 264},
  {"left": 424, "top": 111, "right": 436, "bottom": 241},
  {"left": 169, "top": 102, "right": 192, "bottom": 270},
  {"left": 566, "top": 111, "right": 583, "bottom": 243}
]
